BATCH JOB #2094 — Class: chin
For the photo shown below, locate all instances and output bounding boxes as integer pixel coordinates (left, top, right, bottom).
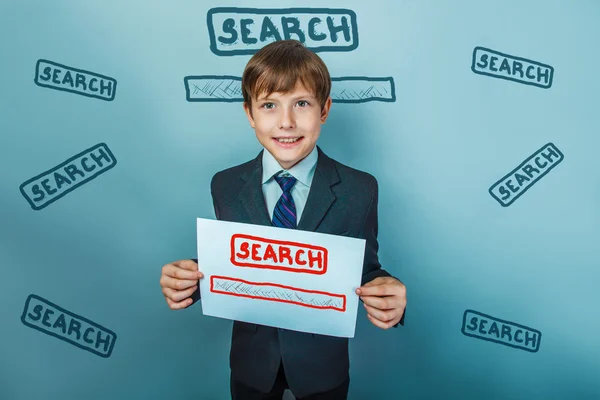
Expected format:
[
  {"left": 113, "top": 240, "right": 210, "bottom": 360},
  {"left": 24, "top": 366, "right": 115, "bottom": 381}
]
[{"left": 273, "top": 150, "right": 306, "bottom": 168}]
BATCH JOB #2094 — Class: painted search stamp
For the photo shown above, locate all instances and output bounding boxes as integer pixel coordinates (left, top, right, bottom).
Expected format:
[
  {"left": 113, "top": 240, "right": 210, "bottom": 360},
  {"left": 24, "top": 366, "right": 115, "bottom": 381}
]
[
  {"left": 34, "top": 59, "right": 117, "bottom": 101},
  {"left": 207, "top": 7, "right": 358, "bottom": 56},
  {"left": 21, "top": 294, "right": 117, "bottom": 358},
  {"left": 489, "top": 143, "right": 563, "bottom": 207},
  {"left": 19, "top": 143, "right": 117, "bottom": 210},
  {"left": 231, "top": 233, "right": 328, "bottom": 274},
  {"left": 471, "top": 47, "right": 554, "bottom": 89},
  {"left": 461, "top": 309, "right": 541, "bottom": 352}
]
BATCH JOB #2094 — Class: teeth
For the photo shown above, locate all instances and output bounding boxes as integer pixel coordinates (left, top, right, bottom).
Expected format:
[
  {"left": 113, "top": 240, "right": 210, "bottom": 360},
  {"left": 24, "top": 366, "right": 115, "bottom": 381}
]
[{"left": 277, "top": 137, "right": 300, "bottom": 143}]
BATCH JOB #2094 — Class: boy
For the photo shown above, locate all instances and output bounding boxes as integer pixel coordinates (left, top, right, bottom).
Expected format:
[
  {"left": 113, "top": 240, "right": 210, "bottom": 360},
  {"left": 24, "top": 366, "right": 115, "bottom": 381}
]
[{"left": 159, "top": 40, "right": 407, "bottom": 399}]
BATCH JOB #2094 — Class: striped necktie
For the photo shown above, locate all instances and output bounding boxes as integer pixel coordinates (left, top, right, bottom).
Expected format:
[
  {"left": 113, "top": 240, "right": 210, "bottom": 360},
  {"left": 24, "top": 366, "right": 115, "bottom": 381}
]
[{"left": 272, "top": 172, "right": 297, "bottom": 229}]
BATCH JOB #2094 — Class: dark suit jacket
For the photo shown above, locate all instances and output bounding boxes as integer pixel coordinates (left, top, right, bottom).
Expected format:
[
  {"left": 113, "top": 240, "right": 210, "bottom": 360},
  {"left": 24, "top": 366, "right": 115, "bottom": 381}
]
[{"left": 193, "top": 145, "right": 404, "bottom": 397}]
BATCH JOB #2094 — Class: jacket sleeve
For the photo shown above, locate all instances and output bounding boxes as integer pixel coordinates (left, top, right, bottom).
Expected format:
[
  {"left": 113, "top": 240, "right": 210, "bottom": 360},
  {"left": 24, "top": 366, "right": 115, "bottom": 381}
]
[
  {"left": 190, "top": 258, "right": 200, "bottom": 304},
  {"left": 190, "top": 174, "right": 221, "bottom": 305},
  {"left": 359, "top": 176, "right": 405, "bottom": 327}
]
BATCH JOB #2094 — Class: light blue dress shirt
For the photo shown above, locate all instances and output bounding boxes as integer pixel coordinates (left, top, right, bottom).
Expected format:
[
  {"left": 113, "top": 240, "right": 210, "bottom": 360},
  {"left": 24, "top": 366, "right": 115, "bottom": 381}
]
[{"left": 261, "top": 145, "right": 318, "bottom": 224}]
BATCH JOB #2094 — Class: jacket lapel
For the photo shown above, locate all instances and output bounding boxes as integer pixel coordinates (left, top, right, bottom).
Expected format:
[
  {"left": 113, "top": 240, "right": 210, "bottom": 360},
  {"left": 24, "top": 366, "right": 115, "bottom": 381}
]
[
  {"left": 237, "top": 146, "right": 340, "bottom": 231},
  {"left": 238, "top": 150, "right": 272, "bottom": 227},
  {"left": 296, "top": 146, "right": 340, "bottom": 232}
]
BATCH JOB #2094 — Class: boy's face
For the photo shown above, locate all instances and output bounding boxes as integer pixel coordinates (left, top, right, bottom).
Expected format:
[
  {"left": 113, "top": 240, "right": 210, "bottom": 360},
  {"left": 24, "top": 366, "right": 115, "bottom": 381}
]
[{"left": 244, "top": 82, "right": 332, "bottom": 170}]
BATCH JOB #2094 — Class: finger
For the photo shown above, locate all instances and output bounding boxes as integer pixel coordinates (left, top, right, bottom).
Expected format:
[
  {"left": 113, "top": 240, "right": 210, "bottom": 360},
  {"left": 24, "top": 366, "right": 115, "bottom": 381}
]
[
  {"left": 163, "top": 264, "right": 203, "bottom": 281},
  {"left": 163, "top": 285, "right": 197, "bottom": 303},
  {"left": 360, "top": 295, "right": 396, "bottom": 310},
  {"left": 367, "top": 314, "right": 397, "bottom": 330},
  {"left": 164, "top": 263, "right": 204, "bottom": 279},
  {"left": 166, "top": 296, "right": 194, "bottom": 310},
  {"left": 356, "top": 283, "right": 398, "bottom": 297},
  {"left": 174, "top": 259, "right": 201, "bottom": 272},
  {"left": 160, "top": 275, "right": 198, "bottom": 291},
  {"left": 364, "top": 303, "right": 396, "bottom": 323},
  {"left": 361, "top": 277, "right": 387, "bottom": 287}
]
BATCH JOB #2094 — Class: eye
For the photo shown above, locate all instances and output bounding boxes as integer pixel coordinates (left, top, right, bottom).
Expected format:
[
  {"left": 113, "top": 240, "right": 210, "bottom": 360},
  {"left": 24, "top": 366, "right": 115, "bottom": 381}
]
[
  {"left": 261, "top": 102, "right": 275, "bottom": 109},
  {"left": 296, "top": 100, "right": 310, "bottom": 107}
]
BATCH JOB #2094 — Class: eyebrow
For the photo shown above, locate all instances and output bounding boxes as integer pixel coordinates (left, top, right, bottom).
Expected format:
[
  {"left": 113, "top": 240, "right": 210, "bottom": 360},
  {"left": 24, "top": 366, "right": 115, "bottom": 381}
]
[{"left": 257, "top": 94, "right": 316, "bottom": 102}]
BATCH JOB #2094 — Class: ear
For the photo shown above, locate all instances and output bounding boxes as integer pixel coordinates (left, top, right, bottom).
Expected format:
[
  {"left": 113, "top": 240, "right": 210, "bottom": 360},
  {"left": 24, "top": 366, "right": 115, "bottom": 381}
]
[
  {"left": 320, "top": 96, "right": 332, "bottom": 124},
  {"left": 243, "top": 102, "right": 256, "bottom": 128}
]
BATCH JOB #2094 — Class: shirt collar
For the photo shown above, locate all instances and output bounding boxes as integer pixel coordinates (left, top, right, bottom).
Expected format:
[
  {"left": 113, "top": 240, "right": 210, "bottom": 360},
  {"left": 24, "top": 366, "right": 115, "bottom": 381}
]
[{"left": 261, "top": 145, "right": 318, "bottom": 187}]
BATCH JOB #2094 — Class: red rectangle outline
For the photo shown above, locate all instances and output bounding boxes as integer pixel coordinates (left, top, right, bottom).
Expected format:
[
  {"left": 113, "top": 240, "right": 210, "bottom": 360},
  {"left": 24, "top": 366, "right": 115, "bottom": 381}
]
[
  {"left": 230, "top": 233, "right": 328, "bottom": 275},
  {"left": 210, "top": 275, "right": 346, "bottom": 312}
]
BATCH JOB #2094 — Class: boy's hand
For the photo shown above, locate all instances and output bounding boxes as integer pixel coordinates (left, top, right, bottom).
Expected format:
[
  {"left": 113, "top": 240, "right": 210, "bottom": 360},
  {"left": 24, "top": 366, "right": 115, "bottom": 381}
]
[
  {"left": 160, "top": 260, "right": 204, "bottom": 310},
  {"left": 356, "top": 277, "right": 406, "bottom": 329}
]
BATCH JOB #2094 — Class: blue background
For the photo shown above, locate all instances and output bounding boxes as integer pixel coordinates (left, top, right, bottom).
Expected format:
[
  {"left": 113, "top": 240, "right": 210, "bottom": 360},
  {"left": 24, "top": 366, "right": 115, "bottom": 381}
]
[{"left": 1, "top": 0, "right": 599, "bottom": 398}]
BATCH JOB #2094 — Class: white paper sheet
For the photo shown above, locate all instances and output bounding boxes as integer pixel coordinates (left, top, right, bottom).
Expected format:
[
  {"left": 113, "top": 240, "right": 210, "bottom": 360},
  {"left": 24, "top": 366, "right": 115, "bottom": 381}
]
[{"left": 196, "top": 218, "right": 366, "bottom": 338}]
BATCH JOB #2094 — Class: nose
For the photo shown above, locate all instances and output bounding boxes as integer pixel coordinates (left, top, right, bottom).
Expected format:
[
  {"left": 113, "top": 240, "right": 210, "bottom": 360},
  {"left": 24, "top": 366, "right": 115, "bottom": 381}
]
[{"left": 278, "top": 107, "right": 296, "bottom": 130}]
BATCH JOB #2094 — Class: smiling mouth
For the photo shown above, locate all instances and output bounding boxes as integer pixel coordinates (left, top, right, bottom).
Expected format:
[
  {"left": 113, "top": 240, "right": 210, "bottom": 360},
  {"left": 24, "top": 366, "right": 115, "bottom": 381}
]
[{"left": 274, "top": 136, "right": 303, "bottom": 144}]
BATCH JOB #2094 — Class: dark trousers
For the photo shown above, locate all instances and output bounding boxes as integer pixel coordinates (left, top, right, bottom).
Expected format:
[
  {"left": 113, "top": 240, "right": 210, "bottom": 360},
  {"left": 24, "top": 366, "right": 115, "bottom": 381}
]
[{"left": 230, "top": 361, "right": 350, "bottom": 400}]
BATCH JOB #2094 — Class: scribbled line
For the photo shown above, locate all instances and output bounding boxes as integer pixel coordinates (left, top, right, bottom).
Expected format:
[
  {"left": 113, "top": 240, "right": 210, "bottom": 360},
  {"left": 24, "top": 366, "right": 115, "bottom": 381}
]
[
  {"left": 330, "top": 77, "right": 395, "bottom": 103},
  {"left": 488, "top": 143, "right": 563, "bottom": 207},
  {"left": 230, "top": 233, "right": 328, "bottom": 274},
  {"left": 34, "top": 59, "right": 117, "bottom": 101},
  {"left": 211, "top": 276, "right": 346, "bottom": 311},
  {"left": 206, "top": 7, "right": 358, "bottom": 56},
  {"left": 471, "top": 46, "right": 554, "bottom": 89},
  {"left": 21, "top": 294, "right": 117, "bottom": 358},
  {"left": 461, "top": 309, "right": 541, "bottom": 353},
  {"left": 184, "top": 75, "right": 243, "bottom": 103},
  {"left": 184, "top": 76, "right": 395, "bottom": 103},
  {"left": 19, "top": 143, "right": 117, "bottom": 210}
]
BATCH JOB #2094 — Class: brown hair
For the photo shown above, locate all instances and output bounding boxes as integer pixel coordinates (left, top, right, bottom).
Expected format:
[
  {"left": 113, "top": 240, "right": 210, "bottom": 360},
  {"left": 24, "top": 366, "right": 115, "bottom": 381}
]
[{"left": 242, "top": 40, "right": 331, "bottom": 111}]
